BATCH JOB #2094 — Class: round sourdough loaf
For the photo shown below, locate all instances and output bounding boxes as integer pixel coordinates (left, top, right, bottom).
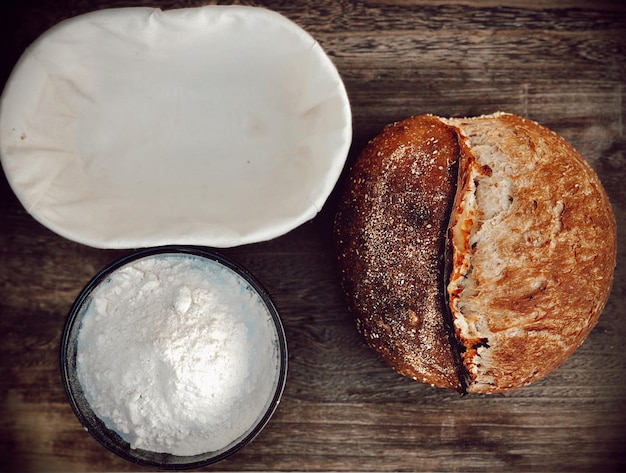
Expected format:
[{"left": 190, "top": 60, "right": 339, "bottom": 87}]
[{"left": 334, "top": 112, "right": 616, "bottom": 394}]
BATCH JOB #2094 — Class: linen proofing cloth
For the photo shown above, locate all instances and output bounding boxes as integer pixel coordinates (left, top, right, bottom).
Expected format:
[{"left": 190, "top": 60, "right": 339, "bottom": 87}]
[{"left": 0, "top": 6, "right": 351, "bottom": 248}]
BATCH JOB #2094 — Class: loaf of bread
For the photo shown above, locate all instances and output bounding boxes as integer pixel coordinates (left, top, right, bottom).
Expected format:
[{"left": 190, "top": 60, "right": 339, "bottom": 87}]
[{"left": 334, "top": 112, "right": 616, "bottom": 393}]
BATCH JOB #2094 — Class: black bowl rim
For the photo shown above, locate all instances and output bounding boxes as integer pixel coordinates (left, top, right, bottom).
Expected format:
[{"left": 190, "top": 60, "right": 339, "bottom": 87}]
[{"left": 60, "top": 245, "right": 288, "bottom": 470}]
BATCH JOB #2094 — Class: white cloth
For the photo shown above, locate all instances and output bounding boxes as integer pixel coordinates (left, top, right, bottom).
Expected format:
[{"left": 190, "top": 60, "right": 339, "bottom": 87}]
[{"left": 0, "top": 6, "right": 351, "bottom": 248}]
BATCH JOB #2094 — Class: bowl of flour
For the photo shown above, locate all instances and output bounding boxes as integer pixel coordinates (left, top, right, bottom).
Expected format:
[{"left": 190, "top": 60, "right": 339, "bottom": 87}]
[{"left": 61, "top": 246, "right": 287, "bottom": 469}]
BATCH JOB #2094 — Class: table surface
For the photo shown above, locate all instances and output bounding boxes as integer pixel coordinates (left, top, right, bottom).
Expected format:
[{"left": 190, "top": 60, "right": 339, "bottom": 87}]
[{"left": 1, "top": 0, "right": 625, "bottom": 472}]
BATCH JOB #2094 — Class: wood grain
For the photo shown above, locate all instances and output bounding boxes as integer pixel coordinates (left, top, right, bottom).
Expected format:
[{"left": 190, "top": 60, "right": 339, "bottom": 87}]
[{"left": 1, "top": 0, "right": 625, "bottom": 471}]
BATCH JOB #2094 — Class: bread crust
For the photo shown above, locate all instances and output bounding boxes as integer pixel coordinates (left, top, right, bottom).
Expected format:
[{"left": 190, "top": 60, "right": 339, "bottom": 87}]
[
  {"left": 334, "top": 115, "right": 463, "bottom": 391},
  {"left": 334, "top": 112, "right": 617, "bottom": 393},
  {"left": 445, "top": 113, "right": 617, "bottom": 393}
]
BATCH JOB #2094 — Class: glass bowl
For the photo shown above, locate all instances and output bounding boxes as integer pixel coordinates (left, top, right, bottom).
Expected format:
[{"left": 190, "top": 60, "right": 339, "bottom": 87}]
[{"left": 60, "top": 245, "right": 287, "bottom": 470}]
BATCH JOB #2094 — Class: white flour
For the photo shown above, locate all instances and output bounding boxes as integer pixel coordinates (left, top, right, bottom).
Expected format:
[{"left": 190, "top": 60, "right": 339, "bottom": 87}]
[{"left": 75, "top": 253, "right": 280, "bottom": 456}]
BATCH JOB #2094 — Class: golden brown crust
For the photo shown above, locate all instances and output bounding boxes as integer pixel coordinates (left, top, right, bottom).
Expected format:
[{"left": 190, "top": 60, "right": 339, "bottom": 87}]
[
  {"left": 334, "top": 116, "right": 462, "bottom": 391},
  {"left": 446, "top": 113, "right": 617, "bottom": 393},
  {"left": 334, "top": 112, "right": 617, "bottom": 394}
]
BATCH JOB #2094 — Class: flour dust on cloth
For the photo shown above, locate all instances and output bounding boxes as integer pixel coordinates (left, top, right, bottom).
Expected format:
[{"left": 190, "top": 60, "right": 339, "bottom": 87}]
[{"left": 0, "top": 6, "right": 352, "bottom": 248}]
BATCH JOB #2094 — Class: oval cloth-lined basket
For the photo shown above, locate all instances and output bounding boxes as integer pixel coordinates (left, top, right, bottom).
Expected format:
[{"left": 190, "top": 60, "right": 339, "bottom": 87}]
[{"left": 0, "top": 6, "right": 352, "bottom": 248}]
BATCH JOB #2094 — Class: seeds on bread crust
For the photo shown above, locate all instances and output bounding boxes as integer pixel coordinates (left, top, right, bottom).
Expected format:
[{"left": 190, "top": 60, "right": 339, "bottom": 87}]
[{"left": 334, "top": 115, "right": 463, "bottom": 391}]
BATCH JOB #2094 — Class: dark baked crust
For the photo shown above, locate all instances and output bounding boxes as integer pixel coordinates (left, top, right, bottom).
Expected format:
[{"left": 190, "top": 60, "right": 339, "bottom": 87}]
[{"left": 334, "top": 115, "right": 463, "bottom": 391}]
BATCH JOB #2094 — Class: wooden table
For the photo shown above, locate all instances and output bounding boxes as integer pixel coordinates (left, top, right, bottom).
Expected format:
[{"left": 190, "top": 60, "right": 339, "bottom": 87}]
[{"left": 1, "top": 1, "right": 625, "bottom": 471}]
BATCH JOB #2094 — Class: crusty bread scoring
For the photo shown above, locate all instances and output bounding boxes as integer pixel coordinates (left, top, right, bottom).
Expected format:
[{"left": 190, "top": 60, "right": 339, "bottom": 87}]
[{"left": 334, "top": 112, "right": 617, "bottom": 394}]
